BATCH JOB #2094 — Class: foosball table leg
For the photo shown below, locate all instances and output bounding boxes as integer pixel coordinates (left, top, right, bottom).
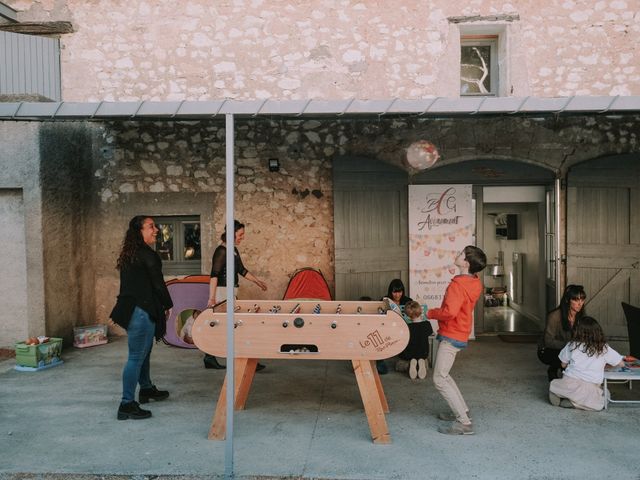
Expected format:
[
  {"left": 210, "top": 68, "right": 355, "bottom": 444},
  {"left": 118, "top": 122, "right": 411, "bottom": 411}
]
[
  {"left": 370, "top": 360, "right": 390, "bottom": 413},
  {"left": 208, "top": 357, "right": 258, "bottom": 440},
  {"left": 352, "top": 359, "right": 392, "bottom": 444}
]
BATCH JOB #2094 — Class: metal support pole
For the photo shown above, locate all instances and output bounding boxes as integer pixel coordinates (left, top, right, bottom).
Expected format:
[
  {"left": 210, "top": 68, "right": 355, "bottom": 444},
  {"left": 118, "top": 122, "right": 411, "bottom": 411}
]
[
  {"left": 554, "top": 177, "right": 562, "bottom": 304},
  {"left": 224, "top": 113, "right": 235, "bottom": 479}
]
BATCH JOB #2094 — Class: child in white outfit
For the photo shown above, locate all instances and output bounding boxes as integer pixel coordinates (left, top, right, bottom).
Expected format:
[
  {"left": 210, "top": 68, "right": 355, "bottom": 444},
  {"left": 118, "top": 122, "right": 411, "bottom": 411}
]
[
  {"left": 549, "top": 316, "right": 624, "bottom": 411},
  {"left": 180, "top": 309, "right": 201, "bottom": 344}
]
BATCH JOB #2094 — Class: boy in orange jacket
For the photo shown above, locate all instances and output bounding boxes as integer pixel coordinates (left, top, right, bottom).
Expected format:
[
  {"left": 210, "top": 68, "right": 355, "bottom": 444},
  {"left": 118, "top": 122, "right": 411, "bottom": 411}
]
[{"left": 427, "top": 245, "right": 486, "bottom": 435}]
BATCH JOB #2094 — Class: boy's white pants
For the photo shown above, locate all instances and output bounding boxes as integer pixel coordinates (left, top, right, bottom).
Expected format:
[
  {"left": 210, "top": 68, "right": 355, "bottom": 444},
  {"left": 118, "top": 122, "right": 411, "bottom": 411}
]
[{"left": 433, "top": 340, "right": 471, "bottom": 424}]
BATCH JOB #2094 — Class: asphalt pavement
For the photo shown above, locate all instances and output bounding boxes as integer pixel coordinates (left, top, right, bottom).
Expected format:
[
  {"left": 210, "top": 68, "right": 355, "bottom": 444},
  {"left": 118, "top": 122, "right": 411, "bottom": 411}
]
[{"left": 1, "top": 336, "right": 638, "bottom": 480}]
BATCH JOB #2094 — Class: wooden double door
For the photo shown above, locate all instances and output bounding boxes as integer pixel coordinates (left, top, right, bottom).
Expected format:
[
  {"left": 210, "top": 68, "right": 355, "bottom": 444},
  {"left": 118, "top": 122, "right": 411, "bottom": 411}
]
[
  {"left": 566, "top": 155, "right": 640, "bottom": 338},
  {"left": 333, "top": 156, "right": 408, "bottom": 301}
]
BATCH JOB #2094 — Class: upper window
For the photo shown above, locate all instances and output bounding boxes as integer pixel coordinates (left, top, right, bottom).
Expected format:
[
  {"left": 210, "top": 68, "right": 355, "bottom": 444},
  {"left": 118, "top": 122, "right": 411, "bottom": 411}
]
[
  {"left": 154, "top": 215, "right": 201, "bottom": 275},
  {"left": 460, "top": 36, "right": 498, "bottom": 96}
]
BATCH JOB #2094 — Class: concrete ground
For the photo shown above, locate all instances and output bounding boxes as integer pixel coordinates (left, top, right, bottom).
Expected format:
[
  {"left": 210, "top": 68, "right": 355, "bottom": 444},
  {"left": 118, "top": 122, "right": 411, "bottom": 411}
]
[{"left": 1, "top": 336, "right": 639, "bottom": 480}]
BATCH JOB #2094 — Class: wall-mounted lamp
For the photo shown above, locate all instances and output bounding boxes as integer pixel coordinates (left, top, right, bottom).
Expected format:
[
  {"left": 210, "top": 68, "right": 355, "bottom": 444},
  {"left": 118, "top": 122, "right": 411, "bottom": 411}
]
[{"left": 268, "top": 158, "right": 280, "bottom": 172}]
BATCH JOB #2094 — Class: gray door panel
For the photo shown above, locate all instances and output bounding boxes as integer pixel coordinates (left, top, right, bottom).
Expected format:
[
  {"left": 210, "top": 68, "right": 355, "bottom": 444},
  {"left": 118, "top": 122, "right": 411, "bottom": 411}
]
[
  {"left": 333, "top": 157, "right": 408, "bottom": 300},
  {"left": 567, "top": 155, "right": 640, "bottom": 338}
]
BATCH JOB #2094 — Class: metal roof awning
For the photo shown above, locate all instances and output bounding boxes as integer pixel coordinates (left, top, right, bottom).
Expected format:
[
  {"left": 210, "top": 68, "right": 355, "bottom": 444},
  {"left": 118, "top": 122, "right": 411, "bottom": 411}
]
[{"left": 0, "top": 95, "right": 639, "bottom": 120}]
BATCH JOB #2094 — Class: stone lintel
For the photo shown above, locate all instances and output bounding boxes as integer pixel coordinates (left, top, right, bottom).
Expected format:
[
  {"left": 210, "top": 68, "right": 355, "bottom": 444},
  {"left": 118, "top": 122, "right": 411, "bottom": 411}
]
[
  {"left": 0, "top": 21, "right": 74, "bottom": 35},
  {"left": 448, "top": 14, "right": 520, "bottom": 24}
]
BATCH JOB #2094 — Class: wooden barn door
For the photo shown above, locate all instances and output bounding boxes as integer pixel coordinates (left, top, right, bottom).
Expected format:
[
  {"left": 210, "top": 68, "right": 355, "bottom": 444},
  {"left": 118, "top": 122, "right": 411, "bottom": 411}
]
[
  {"left": 566, "top": 155, "right": 640, "bottom": 338},
  {"left": 333, "top": 157, "right": 408, "bottom": 301}
]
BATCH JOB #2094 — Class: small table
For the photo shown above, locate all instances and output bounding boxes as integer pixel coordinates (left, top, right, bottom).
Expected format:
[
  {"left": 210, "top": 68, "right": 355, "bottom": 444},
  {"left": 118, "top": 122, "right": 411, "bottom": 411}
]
[{"left": 603, "top": 369, "right": 640, "bottom": 409}]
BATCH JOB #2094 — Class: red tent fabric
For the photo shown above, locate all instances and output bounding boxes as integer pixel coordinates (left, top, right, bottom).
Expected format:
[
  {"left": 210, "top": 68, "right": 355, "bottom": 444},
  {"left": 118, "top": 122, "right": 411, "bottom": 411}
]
[{"left": 283, "top": 268, "right": 332, "bottom": 301}]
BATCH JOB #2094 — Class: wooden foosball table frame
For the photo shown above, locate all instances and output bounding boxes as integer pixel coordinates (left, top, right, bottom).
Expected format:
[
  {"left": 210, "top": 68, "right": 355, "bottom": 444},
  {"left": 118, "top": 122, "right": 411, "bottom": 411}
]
[{"left": 192, "top": 300, "right": 409, "bottom": 444}]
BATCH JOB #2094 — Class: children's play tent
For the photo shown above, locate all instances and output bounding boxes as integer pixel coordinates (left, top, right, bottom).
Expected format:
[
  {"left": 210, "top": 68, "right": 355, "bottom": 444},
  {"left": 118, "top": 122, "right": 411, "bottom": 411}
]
[
  {"left": 164, "top": 275, "right": 209, "bottom": 348},
  {"left": 282, "top": 267, "right": 332, "bottom": 301}
]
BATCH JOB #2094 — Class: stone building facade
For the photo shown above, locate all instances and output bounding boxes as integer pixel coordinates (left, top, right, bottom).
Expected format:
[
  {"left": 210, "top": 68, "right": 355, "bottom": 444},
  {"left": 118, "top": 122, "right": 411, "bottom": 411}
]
[
  {"left": 7, "top": 0, "right": 639, "bottom": 100},
  {"left": 1, "top": 0, "right": 639, "bottom": 345}
]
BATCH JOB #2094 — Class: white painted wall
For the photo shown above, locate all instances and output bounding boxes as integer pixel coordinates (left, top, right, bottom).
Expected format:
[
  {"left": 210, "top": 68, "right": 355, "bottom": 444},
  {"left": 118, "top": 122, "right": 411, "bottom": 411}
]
[{"left": 0, "top": 189, "right": 28, "bottom": 344}]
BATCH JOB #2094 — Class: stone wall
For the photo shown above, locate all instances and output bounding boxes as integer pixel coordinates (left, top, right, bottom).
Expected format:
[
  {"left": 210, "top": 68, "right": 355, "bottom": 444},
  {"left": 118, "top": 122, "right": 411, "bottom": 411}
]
[
  {"left": 1, "top": 111, "right": 639, "bottom": 341},
  {"left": 89, "top": 113, "right": 640, "bottom": 328},
  {"left": 6, "top": 0, "right": 639, "bottom": 101},
  {"left": 92, "top": 119, "right": 335, "bottom": 326},
  {"left": 0, "top": 123, "right": 44, "bottom": 345},
  {"left": 39, "top": 122, "right": 96, "bottom": 340}
]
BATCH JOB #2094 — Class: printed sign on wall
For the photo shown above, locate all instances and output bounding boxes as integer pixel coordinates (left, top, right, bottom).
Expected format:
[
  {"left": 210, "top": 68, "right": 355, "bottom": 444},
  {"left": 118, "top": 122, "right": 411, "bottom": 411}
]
[{"left": 408, "top": 185, "right": 474, "bottom": 309}]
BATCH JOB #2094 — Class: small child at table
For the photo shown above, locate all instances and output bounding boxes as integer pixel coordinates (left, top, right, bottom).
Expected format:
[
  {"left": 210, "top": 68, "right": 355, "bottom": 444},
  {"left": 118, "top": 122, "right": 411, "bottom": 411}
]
[
  {"left": 397, "top": 300, "right": 433, "bottom": 380},
  {"left": 549, "top": 316, "right": 624, "bottom": 411}
]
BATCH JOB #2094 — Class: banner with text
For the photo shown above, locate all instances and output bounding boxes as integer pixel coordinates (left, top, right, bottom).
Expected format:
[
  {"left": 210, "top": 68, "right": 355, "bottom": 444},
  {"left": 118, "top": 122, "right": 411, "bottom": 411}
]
[{"left": 408, "top": 184, "right": 474, "bottom": 310}]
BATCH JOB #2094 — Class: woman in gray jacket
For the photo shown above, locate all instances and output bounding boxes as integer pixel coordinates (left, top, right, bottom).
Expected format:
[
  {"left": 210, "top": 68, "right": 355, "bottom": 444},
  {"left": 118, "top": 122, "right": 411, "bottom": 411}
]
[{"left": 538, "top": 284, "right": 586, "bottom": 381}]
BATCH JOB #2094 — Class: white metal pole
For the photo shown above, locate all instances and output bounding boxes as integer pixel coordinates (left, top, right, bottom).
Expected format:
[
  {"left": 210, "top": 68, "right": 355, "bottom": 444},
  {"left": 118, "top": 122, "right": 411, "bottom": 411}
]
[
  {"left": 224, "top": 113, "right": 235, "bottom": 479},
  {"left": 555, "top": 177, "right": 562, "bottom": 304}
]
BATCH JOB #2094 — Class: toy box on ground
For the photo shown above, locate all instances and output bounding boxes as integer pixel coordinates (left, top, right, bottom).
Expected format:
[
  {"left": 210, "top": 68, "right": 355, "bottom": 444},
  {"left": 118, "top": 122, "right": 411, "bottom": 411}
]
[
  {"left": 73, "top": 324, "right": 108, "bottom": 348},
  {"left": 15, "top": 338, "right": 63, "bottom": 368}
]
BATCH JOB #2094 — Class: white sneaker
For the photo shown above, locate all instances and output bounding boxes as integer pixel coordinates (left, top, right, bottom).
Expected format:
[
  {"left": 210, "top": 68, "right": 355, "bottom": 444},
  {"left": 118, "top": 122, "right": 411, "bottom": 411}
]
[
  {"left": 409, "top": 359, "right": 418, "bottom": 379},
  {"left": 417, "top": 358, "right": 427, "bottom": 379}
]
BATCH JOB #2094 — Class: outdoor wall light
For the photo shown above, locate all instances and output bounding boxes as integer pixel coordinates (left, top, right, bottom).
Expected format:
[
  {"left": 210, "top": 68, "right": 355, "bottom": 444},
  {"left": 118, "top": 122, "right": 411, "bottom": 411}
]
[{"left": 268, "top": 158, "right": 280, "bottom": 172}]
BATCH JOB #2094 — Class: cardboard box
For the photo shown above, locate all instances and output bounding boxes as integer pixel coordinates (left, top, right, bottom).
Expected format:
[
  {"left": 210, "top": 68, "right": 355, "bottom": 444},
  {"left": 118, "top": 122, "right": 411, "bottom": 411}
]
[{"left": 73, "top": 324, "right": 108, "bottom": 348}]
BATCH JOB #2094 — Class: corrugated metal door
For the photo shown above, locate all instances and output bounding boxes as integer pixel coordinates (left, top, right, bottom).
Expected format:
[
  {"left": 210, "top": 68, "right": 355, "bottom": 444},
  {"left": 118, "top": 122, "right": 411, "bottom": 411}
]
[
  {"left": 0, "top": 31, "right": 61, "bottom": 100},
  {"left": 333, "top": 156, "right": 408, "bottom": 300},
  {"left": 566, "top": 155, "right": 640, "bottom": 338}
]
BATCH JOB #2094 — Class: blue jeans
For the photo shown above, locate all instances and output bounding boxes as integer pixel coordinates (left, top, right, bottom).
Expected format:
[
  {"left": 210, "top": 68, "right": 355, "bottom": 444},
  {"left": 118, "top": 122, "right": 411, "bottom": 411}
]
[{"left": 121, "top": 307, "right": 155, "bottom": 404}]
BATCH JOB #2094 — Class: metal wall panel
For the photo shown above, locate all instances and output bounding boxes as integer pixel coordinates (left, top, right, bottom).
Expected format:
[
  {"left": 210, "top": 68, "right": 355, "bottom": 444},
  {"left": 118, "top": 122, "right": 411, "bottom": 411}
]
[{"left": 0, "top": 31, "right": 61, "bottom": 100}]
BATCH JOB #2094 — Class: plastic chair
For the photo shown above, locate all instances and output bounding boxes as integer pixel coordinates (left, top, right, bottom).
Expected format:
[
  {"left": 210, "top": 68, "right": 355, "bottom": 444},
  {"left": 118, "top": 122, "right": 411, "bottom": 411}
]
[{"left": 621, "top": 302, "right": 640, "bottom": 358}]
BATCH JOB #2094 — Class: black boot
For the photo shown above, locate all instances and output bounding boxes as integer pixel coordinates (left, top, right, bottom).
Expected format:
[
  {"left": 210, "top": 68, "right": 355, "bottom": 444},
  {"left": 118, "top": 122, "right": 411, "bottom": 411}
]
[
  {"left": 139, "top": 385, "right": 169, "bottom": 404},
  {"left": 204, "top": 354, "right": 226, "bottom": 369},
  {"left": 376, "top": 359, "right": 388, "bottom": 375},
  {"left": 117, "top": 401, "right": 152, "bottom": 420}
]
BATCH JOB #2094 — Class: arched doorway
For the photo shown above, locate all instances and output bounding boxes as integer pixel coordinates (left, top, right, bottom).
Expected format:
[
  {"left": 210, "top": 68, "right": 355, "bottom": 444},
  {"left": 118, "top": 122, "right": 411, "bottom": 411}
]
[
  {"left": 334, "top": 156, "right": 558, "bottom": 335},
  {"left": 413, "top": 159, "right": 557, "bottom": 335}
]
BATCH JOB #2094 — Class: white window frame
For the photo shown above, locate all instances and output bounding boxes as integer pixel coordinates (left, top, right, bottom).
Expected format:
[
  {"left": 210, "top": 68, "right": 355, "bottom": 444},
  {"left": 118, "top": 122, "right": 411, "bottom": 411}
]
[{"left": 460, "top": 35, "right": 499, "bottom": 96}]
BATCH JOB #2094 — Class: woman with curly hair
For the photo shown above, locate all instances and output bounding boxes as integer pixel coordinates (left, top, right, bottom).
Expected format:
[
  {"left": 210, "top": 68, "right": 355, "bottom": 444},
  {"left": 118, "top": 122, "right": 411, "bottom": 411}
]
[
  {"left": 549, "top": 316, "right": 624, "bottom": 410},
  {"left": 110, "top": 216, "right": 173, "bottom": 420},
  {"left": 538, "top": 284, "right": 587, "bottom": 381}
]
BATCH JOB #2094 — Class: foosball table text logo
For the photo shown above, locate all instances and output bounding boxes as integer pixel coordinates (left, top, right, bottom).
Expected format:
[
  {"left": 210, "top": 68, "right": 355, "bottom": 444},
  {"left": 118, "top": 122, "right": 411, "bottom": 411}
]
[{"left": 359, "top": 329, "right": 399, "bottom": 352}]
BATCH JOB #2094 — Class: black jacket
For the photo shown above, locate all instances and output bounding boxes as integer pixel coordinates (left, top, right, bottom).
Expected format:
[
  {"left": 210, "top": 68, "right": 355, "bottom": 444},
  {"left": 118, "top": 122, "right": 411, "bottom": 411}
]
[{"left": 110, "top": 245, "right": 173, "bottom": 339}]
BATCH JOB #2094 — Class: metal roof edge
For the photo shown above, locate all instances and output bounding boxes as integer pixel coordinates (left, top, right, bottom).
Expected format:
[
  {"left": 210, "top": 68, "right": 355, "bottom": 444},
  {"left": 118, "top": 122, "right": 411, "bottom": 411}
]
[{"left": 1, "top": 96, "right": 639, "bottom": 120}]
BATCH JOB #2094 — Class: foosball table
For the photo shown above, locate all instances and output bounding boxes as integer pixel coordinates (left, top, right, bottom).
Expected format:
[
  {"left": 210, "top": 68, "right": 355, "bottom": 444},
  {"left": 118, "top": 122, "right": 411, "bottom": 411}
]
[{"left": 192, "top": 299, "right": 409, "bottom": 444}]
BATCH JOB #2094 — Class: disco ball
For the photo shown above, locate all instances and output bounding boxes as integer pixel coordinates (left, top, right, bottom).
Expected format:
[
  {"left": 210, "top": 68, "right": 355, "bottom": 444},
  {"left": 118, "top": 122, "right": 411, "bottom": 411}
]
[{"left": 406, "top": 140, "right": 440, "bottom": 170}]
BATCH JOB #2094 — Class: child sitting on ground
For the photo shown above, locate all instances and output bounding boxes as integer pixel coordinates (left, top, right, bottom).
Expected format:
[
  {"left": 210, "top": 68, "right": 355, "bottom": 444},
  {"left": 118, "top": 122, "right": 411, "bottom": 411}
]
[
  {"left": 396, "top": 300, "right": 433, "bottom": 380},
  {"left": 179, "top": 309, "right": 201, "bottom": 345},
  {"left": 549, "top": 316, "right": 624, "bottom": 411}
]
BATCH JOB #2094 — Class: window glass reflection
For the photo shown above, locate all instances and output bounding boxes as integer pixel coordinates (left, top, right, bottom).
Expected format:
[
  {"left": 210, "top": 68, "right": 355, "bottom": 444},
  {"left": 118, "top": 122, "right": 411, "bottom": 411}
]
[
  {"left": 461, "top": 45, "right": 491, "bottom": 94},
  {"left": 183, "top": 222, "right": 201, "bottom": 261},
  {"left": 156, "top": 223, "right": 174, "bottom": 261}
]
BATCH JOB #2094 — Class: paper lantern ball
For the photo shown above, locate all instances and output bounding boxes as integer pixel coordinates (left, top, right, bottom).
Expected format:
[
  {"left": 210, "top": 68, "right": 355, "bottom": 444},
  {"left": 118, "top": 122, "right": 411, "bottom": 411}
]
[{"left": 406, "top": 140, "right": 440, "bottom": 170}]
